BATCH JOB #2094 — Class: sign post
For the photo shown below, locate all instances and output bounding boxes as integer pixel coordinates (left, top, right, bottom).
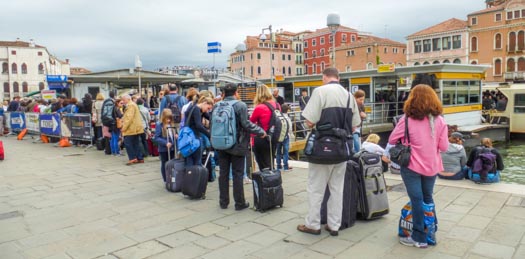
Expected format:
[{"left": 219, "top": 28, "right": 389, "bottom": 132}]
[{"left": 207, "top": 42, "right": 222, "bottom": 79}]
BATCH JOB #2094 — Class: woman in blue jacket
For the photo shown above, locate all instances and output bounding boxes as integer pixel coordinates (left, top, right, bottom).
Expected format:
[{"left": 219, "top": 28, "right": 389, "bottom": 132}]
[{"left": 154, "top": 109, "right": 177, "bottom": 182}]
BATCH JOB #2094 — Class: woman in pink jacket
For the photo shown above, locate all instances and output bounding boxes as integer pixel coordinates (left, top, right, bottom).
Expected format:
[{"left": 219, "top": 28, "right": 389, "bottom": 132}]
[{"left": 388, "top": 84, "right": 449, "bottom": 248}]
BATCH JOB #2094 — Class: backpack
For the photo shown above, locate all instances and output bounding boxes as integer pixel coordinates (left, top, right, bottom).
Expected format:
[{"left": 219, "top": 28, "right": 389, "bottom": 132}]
[
  {"left": 210, "top": 100, "right": 239, "bottom": 150},
  {"left": 166, "top": 95, "right": 182, "bottom": 123},
  {"left": 101, "top": 99, "right": 115, "bottom": 126},
  {"left": 263, "top": 102, "right": 288, "bottom": 143},
  {"left": 177, "top": 105, "right": 201, "bottom": 157}
]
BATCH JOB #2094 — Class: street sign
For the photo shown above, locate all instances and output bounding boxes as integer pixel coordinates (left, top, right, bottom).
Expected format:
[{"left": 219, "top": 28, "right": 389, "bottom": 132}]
[
  {"left": 9, "top": 112, "right": 26, "bottom": 131},
  {"left": 275, "top": 75, "right": 284, "bottom": 81},
  {"left": 41, "top": 90, "right": 56, "bottom": 100},
  {"left": 207, "top": 42, "right": 222, "bottom": 53},
  {"left": 351, "top": 85, "right": 359, "bottom": 93},
  {"left": 378, "top": 64, "right": 395, "bottom": 73},
  {"left": 46, "top": 75, "right": 68, "bottom": 82},
  {"left": 39, "top": 113, "right": 61, "bottom": 136}
]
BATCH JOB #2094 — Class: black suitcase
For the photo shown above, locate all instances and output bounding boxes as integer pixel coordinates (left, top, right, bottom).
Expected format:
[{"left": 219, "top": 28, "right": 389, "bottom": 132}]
[
  {"left": 104, "top": 137, "right": 111, "bottom": 155},
  {"left": 182, "top": 153, "right": 211, "bottom": 199},
  {"left": 165, "top": 156, "right": 185, "bottom": 192},
  {"left": 320, "top": 160, "right": 360, "bottom": 230},
  {"left": 252, "top": 137, "right": 284, "bottom": 212},
  {"left": 96, "top": 137, "right": 105, "bottom": 151},
  {"left": 202, "top": 149, "right": 216, "bottom": 182}
]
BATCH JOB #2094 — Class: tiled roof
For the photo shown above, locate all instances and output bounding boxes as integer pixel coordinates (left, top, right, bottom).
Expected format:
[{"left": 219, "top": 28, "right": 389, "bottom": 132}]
[
  {"left": 304, "top": 25, "right": 358, "bottom": 39},
  {"left": 407, "top": 18, "right": 467, "bottom": 38},
  {"left": 339, "top": 35, "right": 405, "bottom": 49},
  {"left": 468, "top": 2, "right": 505, "bottom": 16},
  {"left": 70, "top": 67, "right": 92, "bottom": 75},
  {"left": 0, "top": 40, "right": 45, "bottom": 48}
]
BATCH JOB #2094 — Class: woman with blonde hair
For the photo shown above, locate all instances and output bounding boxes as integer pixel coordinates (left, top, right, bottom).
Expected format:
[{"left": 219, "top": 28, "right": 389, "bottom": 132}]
[
  {"left": 93, "top": 93, "right": 105, "bottom": 140},
  {"left": 388, "top": 84, "right": 449, "bottom": 248},
  {"left": 154, "top": 109, "right": 177, "bottom": 182},
  {"left": 362, "top": 133, "right": 391, "bottom": 172},
  {"left": 184, "top": 96, "right": 214, "bottom": 166},
  {"left": 466, "top": 137, "right": 504, "bottom": 182},
  {"left": 180, "top": 87, "right": 199, "bottom": 128},
  {"left": 250, "top": 84, "right": 279, "bottom": 170}
]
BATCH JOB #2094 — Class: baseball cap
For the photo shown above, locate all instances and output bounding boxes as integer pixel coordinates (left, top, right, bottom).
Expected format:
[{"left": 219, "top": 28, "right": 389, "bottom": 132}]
[{"left": 451, "top": 132, "right": 465, "bottom": 141}]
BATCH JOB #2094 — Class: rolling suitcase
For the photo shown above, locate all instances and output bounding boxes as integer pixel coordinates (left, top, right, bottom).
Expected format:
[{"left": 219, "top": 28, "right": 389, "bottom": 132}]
[
  {"left": 252, "top": 137, "right": 284, "bottom": 212},
  {"left": 202, "top": 149, "right": 216, "bottom": 182},
  {"left": 0, "top": 140, "right": 4, "bottom": 160},
  {"left": 354, "top": 151, "right": 389, "bottom": 220},
  {"left": 104, "top": 137, "right": 111, "bottom": 155},
  {"left": 165, "top": 127, "right": 184, "bottom": 192},
  {"left": 182, "top": 153, "right": 211, "bottom": 199},
  {"left": 96, "top": 137, "right": 105, "bottom": 151},
  {"left": 320, "top": 160, "right": 359, "bottom": 230}
]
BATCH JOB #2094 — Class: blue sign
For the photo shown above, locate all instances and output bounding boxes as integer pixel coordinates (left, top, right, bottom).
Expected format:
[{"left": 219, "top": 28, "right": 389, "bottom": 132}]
[
  {"left": 46, "top": 75, "right": 68, "bottom": 83},
  {"left": 39, "top": 113, "right": 61, "bottom": 136},
  {"left": 207, "top": 42, "right": 222, "bottom": 53},
  {"left": 9, "top": 112, "right": 26, "bottom": 131}
]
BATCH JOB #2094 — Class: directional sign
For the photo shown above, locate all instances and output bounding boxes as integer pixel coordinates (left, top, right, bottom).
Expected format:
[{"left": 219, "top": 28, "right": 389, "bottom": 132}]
[
  {"left": 9, "top": 112, "right": 26, "bottom": 131},
  {"left": 39, "top": 113, "right": 61, "bottom": 136},
  {"left": 207, "top": 42, "right": 222, "bottom": 53},
  {"left": 46, "top": 75, "right": 68, "bottom": 82}
]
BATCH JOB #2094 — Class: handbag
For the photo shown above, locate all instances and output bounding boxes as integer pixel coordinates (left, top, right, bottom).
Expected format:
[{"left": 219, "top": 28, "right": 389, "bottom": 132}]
[
  {"left": 177, "top": 104, "right": 201, "bottom": 157},
  {"left": 304, "top": 93, "right": 352, "bottom": 164},
  {"left": 389, "top": 116, "right": 411, "bottom": 167}
]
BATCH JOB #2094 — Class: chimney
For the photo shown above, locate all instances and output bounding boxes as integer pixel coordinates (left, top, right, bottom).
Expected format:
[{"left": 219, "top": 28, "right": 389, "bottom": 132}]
[
  {"left": 16, "top": 37, "right": 20, "bottom": 42},
  {"left": 65, "top": 59, "right": 69, "bottom": 64},
  {"left": 29, "top": 39, "right": 35, "bottom": 47}
]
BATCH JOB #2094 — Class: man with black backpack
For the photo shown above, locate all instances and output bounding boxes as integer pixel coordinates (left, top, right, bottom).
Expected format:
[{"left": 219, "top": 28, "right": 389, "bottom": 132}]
[
  {"left": 159, "top": 84, "right": 187, "bottom": 128},
  {"left": 211, "top": 84, "right": 266, "bottom": 211}
]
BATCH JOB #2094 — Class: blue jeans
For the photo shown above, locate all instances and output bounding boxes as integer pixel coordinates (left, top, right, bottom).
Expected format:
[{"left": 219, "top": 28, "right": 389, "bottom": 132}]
[
  {"left": 124, "top": 134, "right": 144, "bottom": 161},
  {"left": 276, "top": 137, "right": 290, "bottom": 170},
  {"left": 400, "top": 167, "right": 437, "bottom": 243},
  {"left": 353, "top": 131, "right": 361, "bottom": 153},
  {"left": 110, "top": 129, "right": 120, "bottom": 155},
  {"left": 438, "top": 166, "right": 468, "bottom": 180}
]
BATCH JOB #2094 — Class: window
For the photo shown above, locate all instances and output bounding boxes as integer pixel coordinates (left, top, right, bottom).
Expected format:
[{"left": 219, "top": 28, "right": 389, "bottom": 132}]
[
  {"left": 507, "top": 58, "right": 516, "bottom": 72},
  {"left": 305, "top": 52, "right": 308, "bottom": 59},
  {"left": 305, "top": 64, "right": 309, "bottom": 74},
  {"left": 320, "top": 49, "right": 325, "bottom": 56},
  {"left": 515, "top": 10, "right": 521, "bottom": 19},
  {"left": 22, "top": 82, "right": 28, "bottom": 93},
  {"left": 495, "top": 33, "right": 502, "bottom": 49},
  {"left": 320, "top": 37, "right": 325, "bottom": 45},
  {"left": 313, "top": 50, "right": 317, "bottom": 58},
  {"left": 257, "top": 53, "right": 261, "bottom": 59},
  {"left": 424, "top": 40, "right": 432, "bottom": 52},
  {"left": 321, "top": 62, "right": 325, "bottom": 71},
  {"left": 384, "top": 47, "right": 388, "bottom": 54},
  {"left": 471, "top": 37, "right": 478, "bottom": 51},
  {"left": 272, "top": 53, "right": 274, "bottom": 60},
  {"left": 288, "top": 67, "right": 291, "bottom": 75},
  {"left": 518, "top": 57, "right": 525, "bottom": 71},
  {"left": 312, "top": 39, "right": 316, "bottom": 46},
  {"left": 494, "top": 59, "right": 502, "bottom": 75},
  {"left": 433, "top": 60, "right": 440, "bottom": 64},
  {"left": 442, "top": 80, "right": 480, "bottom": 106},
  {"left": 250, "top": 53, "right": 253, "bottom": 60},
  {"left": 346, "top": 66, "right": 351, "bottom": 72},
  {"left": 257, "top": 66, "right": 261, "bottom": 75},
  {"left": 11, "top": 50, "right": 16, "bottom": 55},
  {"left": 443, "top": 59, "right": 451, "bottom": 64},
  {"left": 3, "top": 82, "right": 9, "bottom": 93},
  {"left": 423, "top": 61, "right": 430, "bottom": 65},
  {"left": 11, "top": 63, "right": 17, "bottom": 74},
  {"left": 21, "top": 63, "right": 27, "bottom": 74},
  {"left": 38, "top": 63, "right": 44, "bottom": 74},
  {"left": 452, "top": 35, "right": 461, "bottom": 49},
  {"left": 250, "top": 66, "right": 253, "bottom": 77},
  {"left": 38, "top": 51, "right": 43, "bottom": 56},
  {"left": 13, "top": 82, "right": 19, "bottom": 93},
  {"left": 519, "top": 31, "right": 525, "bottom": 50},
  {"left": 515, "top": 94, "right": 525, "bottom": 113},
  {"left": 453, "top": 58, "right": 461, "bottom": 64},
  {"left": 471, "top": 17, "right": 477, "bottom": 25},
  {"left": 2, "top": 62, "right": 7, "bottom": 74},
  {"left": 342, "top": 34, "right": 347, "bottom": 42},
  {"left": 432, "top": 38, "right": 441, "bottom": 51},
  {"left": 351, "top": 35, "right": 356, "bottom": 42},
  {"left": 508, "top": 11, "right": 513, "bottom": 20},
  {"left": 509, "top": 32, "right": 517, "bottom": 51},
  {"left": 471, "top": 60, "right": 478, "bottom": 65},
  {"left": 414, "top": 62, "right": 420, "bottom": 66},
  {"left": 366, "top": 62, "right": 373, "bottom": 69},
  {"left": 313, "top": 63, "right": 317, "bottom": 74},
  {"left": 442, "top": 37, "right": 451, "bottom": 50},
  {"left": 347, "top": 50, "right": 355, "bottom": 56},
  {"left": 39, "top": 82, "right": 45, "bottom": 90},
  {"left": 367, "top": 47, "right": 372, "bottom": 53},
  {"left": 414, "top": 40, "right": 422, "bottom": 53},
  {"left": 282, "top": 66, "right": 285, "bottom": 74},
  {"left": 393, "top": 48, "right": 398, "bottom": 54},
  {"left": 282, "top": 54, "right": 285, "bottom": 60},
  {"left": 304, "top": 41, "right": 308, "bottom": 48},
  {"left": 288, "top": 54, "right": 291, "bottom": 60},
  {"left": 496, "top": 13, "right": 502, "bottom": 21},
  {"left": 329, "top": 35, "right": 333, "bottom": 43}
]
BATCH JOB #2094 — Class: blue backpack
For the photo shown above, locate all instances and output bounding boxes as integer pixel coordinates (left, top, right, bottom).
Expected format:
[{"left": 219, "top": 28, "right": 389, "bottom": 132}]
[
  {"left": 177, "top": 105, "right": 201, "bottom": 157},
  {"left": 210, "top": 100, "right": 238, "bottom": 150}
]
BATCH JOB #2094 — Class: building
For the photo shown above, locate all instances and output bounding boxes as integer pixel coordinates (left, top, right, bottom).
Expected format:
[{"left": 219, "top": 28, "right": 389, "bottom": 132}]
[
  {"left": 336, "top": 34, "right": 406, "bottom": 72},
  {"left": 288, "top": 31, "right": 311, "bottom": 76},
  {"left": 406, "top": 18, "right": 469, "bottom": 66},
  {"left": 230, "top": 32, "right": 296, "bottom": 82},
  {"left": 468, "top": 0, "right": 525, "bottom": 82},
  {"left": 0, "top": 39, "right": 70, "bottom": 100},
  {"left": 70, "top": 67, "right": 92, "bottom": 75},
  {"left": 303, "top": 26, "right": 359, "bottom": 75}
]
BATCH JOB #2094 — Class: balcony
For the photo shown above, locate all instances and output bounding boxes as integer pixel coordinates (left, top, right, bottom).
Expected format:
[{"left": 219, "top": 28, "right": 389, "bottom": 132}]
[
  {"left": 504, "top": 71, "right": 525, "bottom": 81},
  {"left": 506, "top": 45, "right": 525, "bottom": 53},
  {"left": 295, "top": 60, "right": 303, "bottom": 65}
]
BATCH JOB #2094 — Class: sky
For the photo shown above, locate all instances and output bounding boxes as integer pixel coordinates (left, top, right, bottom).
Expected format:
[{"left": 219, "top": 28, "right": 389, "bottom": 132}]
[{"left": 1, "top": 0, "right": 485, "bottom": 72}]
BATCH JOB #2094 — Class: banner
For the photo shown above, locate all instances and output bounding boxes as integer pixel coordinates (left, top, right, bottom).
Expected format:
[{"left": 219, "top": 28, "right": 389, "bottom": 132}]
[
  {"left": 25, "top": 112, "right": 40, "bottom": 133},
  {"left": 65, "top": 114, "right": 92, "bottom": 140},
  {"left": 9, "top": 112, "right": 26, "bottom": 131},
  {"left": 39, "top": 113, "right": 61, "bottom": 136}
]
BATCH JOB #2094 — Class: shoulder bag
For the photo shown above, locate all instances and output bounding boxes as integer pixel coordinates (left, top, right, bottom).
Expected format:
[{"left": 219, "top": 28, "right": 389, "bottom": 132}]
[{"left": 389, "top": 116, "right": 411, "bottom": 167}]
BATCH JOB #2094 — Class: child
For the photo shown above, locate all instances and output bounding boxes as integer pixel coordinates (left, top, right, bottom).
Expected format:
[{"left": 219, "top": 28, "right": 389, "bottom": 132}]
[{"left": 276, "top": 104, "right": 294, "bottom": 171}]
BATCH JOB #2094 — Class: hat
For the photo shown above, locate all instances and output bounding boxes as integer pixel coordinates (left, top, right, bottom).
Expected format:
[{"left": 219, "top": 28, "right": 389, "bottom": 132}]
[{"left": 451, "top": 132, "right": 465, "bottom": 141}]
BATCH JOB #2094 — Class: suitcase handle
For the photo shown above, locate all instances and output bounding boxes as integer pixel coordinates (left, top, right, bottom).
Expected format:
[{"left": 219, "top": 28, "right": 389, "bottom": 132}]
[
  {"left": 166, "top": 126, "right": 179, "bottom": 160},
  {"left": 372, "top": 174, "right": 383, "bottom": 194}
]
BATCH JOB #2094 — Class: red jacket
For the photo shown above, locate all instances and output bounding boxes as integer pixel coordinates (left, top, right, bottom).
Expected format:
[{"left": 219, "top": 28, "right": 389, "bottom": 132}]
[{"left": 250, "top": 101, "right": 279, "bottom": 131}]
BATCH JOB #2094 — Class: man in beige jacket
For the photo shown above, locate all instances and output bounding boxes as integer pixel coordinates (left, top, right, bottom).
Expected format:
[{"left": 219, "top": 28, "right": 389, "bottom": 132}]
[{"left": 121, "top": 95, "right": 145, "bottom": 165}]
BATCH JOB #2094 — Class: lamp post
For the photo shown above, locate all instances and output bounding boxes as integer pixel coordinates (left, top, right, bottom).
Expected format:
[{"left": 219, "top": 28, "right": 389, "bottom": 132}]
[
  {"left": 327, "top": 13, "right": 340, "bottom": 68},
  {"left": 260, "top": 25, "right": 273, "bottom": 87},
  {"left": 235, "top": 43, "right": 247, "bottom": 87},
  {"left": 135, "top": 55, "right": 143, "bottom": 95}
]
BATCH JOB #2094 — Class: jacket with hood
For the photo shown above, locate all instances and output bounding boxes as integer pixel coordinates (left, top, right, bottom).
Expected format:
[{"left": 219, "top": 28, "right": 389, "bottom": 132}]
[{"left": 440, "top": 143, "right": 467, "bottom": 174}]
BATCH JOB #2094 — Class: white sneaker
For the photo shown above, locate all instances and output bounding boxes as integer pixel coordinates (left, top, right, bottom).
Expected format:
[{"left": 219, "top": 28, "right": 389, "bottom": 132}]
[
  {"left": 243, "top": 178, "right": 252, "bottom": 184},
  {"left": 399, "top": 237, "right": 428, "bottom": 248}
]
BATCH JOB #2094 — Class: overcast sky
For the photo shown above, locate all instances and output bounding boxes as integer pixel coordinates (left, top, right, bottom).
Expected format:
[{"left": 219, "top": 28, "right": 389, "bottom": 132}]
[{"left": 1, "top": 0, "right": 484, "bottom": 72}]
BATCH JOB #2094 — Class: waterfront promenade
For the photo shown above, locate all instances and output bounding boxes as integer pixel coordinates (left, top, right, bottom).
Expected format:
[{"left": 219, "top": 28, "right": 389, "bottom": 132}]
[{"left": 1, "top": 136, "right": 525, "bottom": 259}]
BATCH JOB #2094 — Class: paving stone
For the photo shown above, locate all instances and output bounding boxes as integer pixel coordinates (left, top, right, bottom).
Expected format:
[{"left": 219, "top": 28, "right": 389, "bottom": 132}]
[
  {"left": 66, "top": 235, "right": 137, "bottom": 259},
  {"left": 288, "top": 249, "right": 333, "bottom": 259},
  {"left": 446, "top": 226, "right": 482, "bottom": 242},
  {"left": 216, "top": 222, "right": 268, "bottom": 242},
  {"left": 255, "top": 210, "right": 299, "bottom": 227},
  {"left": 470, "top": 241, "right": 515, "bottom": 259},
  {"left": 188, "top": 222, "right": 227, "bottom": 237},
  {"left": 479, "top": 219, "right": 525, "bottom": 247},
  {"left": 192, "top": 235, "right": 231, "bottom": 250},
  {"left": 156, "top": 230, "right": 202, "bottom": 248},
  {"left": 249, "top": 240, "right": 305, "bottom": 259},
  {"left": 336, "top": 241, "right": 391, "bottom": 259},
  {"left": 422, "top": 252, "right": 461, "bottom": 259},
  {"left": 18, "top": 230, "right": 70, "bottom": 248},
  {"left": 245, "top": 229, "right": 287, "bottom": 247},
  {"left": 148, "top": 244, "right": 208, "bottom": 259},
  {"left": 0, "top": 242, "right": 24, "bottom": 259},
  {"left": 434, "top": 238, "right": 473, "bottom": 257},
  {"left": 514, "top": 244, "right": 525, "bottom": 259},
  {"left": 126, "top": 221, "right": 186, "bottom": 243},
  {"left": 309, "top": 236, "right": 353, "bottom": 256},
  {"left": 112, "top": 240, "right": 169, "bottom": 259},
  {"left": 505, "top": 196, "right": 523, "bottom": 206},
  {"left": 458, "top": 215, "right": 492, "bottom": 230},
  {"left": 439, "top": 211, "right": 466, "bottom": 223},
  {"left": 201, "top": 240, "right": 262, "bottom": 259}
]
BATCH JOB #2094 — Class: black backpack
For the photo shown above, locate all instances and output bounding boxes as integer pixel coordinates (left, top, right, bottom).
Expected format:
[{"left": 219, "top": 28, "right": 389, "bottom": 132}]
[
  {"left": 165, "top": 95, "right": 182, "bottom": 123},
  {"left": 101, "top": 99, "right": 115, "bottom": 126}
]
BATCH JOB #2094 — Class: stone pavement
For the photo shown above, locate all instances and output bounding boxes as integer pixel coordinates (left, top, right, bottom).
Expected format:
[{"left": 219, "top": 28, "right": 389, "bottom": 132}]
[{"left": 1, "top": 136, "right": 525, "bottom": 259}]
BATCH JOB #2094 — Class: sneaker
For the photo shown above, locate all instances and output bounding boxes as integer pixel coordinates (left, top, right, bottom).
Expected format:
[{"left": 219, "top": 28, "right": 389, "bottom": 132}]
[
  {"left": 243, "top": 178, "right": 252, "bottom": 184},
  {"left": 235, "top": 202, "right": 250, "bottom": 211},
  {"left": 284, "top": 167, "right": 293, "bottom": 172},
  {"left": 399, "top": 237, "right": 428, "bottom": 248}
]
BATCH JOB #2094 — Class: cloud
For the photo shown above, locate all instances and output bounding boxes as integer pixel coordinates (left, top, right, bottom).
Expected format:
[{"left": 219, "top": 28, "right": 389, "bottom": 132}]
[{"left": 0, "top": 0, "right": 483, "bottom": 71}]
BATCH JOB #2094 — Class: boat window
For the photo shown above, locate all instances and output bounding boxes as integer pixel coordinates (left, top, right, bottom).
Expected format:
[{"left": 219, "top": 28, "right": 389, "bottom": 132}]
[
  {"left": 469, "top": 81, "right": 481, "bottom": 103},
  {"left": 515, "top": 94, "right": 525, "bottom": 113},
  {"left": 442, "top": 81, "right": 456, "bottom": 105},
  {"left": 457, "top": 81, "right": 469, "bottom": 104}
]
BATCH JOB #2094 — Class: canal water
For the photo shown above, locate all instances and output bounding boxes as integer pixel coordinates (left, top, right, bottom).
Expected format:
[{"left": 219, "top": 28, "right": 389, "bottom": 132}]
[{"left": 493, "top": 138, "right": 525, "bottom": 184}]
